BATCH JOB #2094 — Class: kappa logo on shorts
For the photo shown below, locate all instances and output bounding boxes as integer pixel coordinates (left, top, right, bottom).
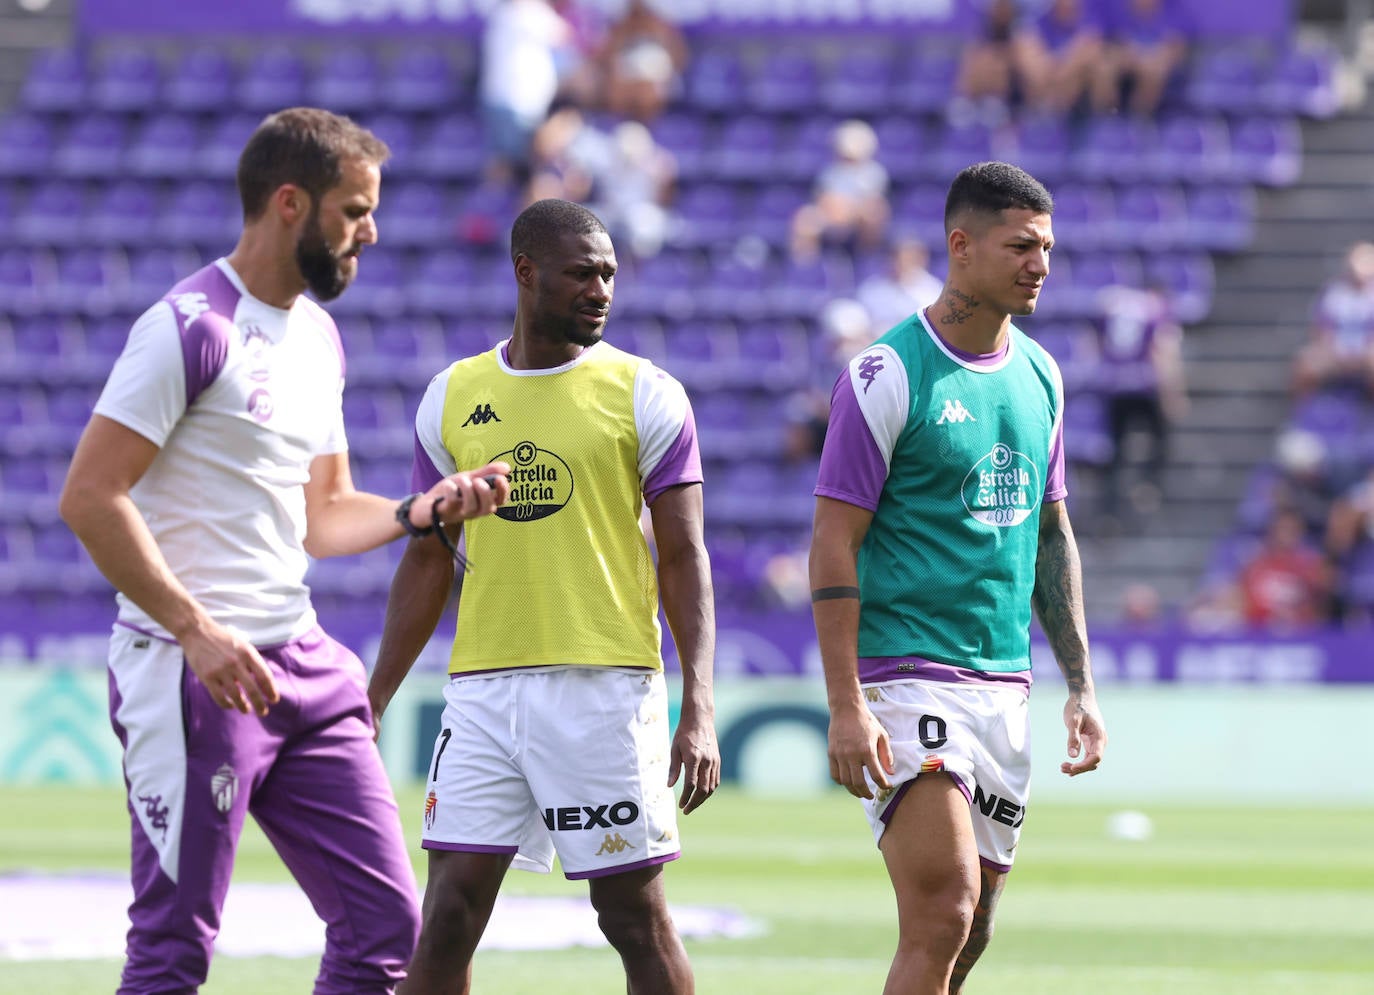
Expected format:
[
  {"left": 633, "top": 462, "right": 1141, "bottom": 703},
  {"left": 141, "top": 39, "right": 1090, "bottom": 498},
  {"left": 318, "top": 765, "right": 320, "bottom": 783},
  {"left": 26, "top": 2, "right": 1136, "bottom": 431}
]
[
  {"left": 211, "top": 763, "right": 238, "bottom": 815},
  {"left": 595, "top": 833, "right": 635, "bottom": 856},
  {"left": 424, "top": 791, "right": 438, "bottom": 831}
]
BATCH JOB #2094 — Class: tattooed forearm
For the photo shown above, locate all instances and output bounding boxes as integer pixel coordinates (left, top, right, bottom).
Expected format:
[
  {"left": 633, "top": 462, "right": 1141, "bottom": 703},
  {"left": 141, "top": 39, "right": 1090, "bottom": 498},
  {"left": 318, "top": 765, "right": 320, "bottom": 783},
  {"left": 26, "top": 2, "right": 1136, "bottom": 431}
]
[
  {"left": 1032, "top": 505, "right": 1093, "bottom": 696},
  {"left": 938, "top": 288, "right": 981, "bottom": 325},
  {"left": 951, "top": 863, "right": 1007, "bottom": 994}
]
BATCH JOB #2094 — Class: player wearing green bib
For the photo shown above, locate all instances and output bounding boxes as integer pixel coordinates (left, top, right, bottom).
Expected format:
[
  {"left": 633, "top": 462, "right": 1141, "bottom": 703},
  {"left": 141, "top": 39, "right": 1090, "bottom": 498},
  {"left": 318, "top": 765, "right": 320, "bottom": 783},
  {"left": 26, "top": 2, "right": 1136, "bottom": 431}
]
[{"left": 810, "top": 162, "right": 1106, "bottom": 995}]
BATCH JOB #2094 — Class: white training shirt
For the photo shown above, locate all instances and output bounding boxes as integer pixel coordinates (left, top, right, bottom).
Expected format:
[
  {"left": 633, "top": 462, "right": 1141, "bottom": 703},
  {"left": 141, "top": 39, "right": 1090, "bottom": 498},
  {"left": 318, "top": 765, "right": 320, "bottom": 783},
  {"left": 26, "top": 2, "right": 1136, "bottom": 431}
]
[{"left": 93, "top": 259, "right": 347, "bottom": 646}]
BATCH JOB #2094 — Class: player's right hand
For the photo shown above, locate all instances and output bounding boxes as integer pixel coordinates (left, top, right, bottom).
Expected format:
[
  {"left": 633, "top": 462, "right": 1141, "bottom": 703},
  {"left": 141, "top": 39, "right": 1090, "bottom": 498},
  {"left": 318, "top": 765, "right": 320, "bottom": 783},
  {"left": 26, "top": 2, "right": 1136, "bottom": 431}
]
[
  {"left": 181, "top": 622, "right": 280, "bottom": 717},
  {"left": 423, "top": 461, "right": 512, "bottom": 527},
  {"left": 828, "top": 704, "right": 895, "bottom": 799}
]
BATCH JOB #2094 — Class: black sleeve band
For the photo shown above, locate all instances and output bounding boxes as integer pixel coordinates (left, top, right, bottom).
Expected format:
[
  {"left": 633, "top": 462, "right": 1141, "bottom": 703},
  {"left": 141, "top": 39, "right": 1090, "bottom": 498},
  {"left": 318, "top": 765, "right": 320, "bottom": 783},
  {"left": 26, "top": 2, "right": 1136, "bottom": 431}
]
[
  {"left": 811, "top": 586, "right": 861, "bottom": 603},
  {"left": 396, "top": 493, "right": 435, "bottom": 538}
]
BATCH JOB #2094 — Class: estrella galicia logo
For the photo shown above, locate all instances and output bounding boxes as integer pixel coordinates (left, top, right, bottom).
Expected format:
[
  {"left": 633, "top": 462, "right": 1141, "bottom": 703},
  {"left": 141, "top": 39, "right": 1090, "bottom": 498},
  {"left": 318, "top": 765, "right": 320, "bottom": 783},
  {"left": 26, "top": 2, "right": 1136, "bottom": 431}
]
[
  {"left": 493, "top": 440, "right": 573, "bottom": 522},
  {"left": 461, "top": 403, "right": 501, "bottom": 427},
  {"left": 960, "top": 443, "right": 1041, "bottom": 528},
  {"left": 857, "top": 353, "right": 884, "bottom": 394}
]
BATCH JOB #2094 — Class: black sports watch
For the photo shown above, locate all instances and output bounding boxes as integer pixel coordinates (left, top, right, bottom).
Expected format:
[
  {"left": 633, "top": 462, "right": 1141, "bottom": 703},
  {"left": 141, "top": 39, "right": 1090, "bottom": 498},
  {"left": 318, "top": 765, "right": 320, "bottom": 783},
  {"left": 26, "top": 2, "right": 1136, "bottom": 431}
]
[{"left": 395, "top": 493, "right": 435, "bottom": 538}]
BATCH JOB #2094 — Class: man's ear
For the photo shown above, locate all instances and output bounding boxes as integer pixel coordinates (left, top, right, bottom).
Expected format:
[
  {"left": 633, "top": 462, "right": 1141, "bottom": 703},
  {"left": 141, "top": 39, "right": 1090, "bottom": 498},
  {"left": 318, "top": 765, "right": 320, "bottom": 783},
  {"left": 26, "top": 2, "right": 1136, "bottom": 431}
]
[
  {"left": 513, "top": 252, "right": 536, "bottom": 289},
  {"left": 271, "top": 184, "right": 310, "bottom": 227}
]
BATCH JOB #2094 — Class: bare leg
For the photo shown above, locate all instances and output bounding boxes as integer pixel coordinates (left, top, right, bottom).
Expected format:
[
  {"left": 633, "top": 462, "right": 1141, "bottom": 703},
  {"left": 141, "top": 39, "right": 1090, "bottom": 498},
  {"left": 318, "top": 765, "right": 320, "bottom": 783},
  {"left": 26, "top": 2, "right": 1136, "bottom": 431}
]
[
  {"left": 950, "top": 862, "right": 1009, "bottom": 994},
  {"left": 588, "top": 864, "right": 693, "bottom": 994},
  {"left": 398, "top": 850, "right": 512, "bottom": 995},
  {"left": 879, "top": 775, "right": 980, "bottom": 995}
]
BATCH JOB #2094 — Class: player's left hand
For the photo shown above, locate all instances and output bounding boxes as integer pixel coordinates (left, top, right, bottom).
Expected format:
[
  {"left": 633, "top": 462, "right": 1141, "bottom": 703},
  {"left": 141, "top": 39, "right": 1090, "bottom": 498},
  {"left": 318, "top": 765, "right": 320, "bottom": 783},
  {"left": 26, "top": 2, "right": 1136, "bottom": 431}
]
[
  {"left": 669, "top": 712, "right": 720, "bottom": 814},
  {"left": 1061, "top": 690, "right": 1106, "bottom": 776}
]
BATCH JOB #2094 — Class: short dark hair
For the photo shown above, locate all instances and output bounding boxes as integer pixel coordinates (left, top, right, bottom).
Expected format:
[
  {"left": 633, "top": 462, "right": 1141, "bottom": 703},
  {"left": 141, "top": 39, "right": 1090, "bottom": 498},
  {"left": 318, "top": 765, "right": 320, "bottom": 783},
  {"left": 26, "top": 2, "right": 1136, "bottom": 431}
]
[
  {"left": 510, "top": 199, "right": 609, "bottom": 263},
  {"left": 944, "top": 161, "right": 1053, "bottom": 236},
  {"left": 236, "top": 107, "right": 389, "bottom": 220}
]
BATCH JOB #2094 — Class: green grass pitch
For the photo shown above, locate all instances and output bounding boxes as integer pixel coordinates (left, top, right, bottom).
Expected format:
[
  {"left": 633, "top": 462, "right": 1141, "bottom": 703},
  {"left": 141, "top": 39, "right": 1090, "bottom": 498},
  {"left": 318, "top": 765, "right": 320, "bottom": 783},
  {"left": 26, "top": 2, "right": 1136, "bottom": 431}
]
[{"left": 3, "top": 786, "right": 1372, "bottom": 994}]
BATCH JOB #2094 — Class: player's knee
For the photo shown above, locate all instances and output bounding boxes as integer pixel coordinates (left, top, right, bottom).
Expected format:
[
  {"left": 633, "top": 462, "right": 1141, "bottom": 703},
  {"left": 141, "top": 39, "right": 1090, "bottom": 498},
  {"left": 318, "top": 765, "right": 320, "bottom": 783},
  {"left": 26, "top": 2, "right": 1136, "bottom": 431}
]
[
  {"left": 419, "top": 885, "right": 488, "bottom": 946},
  {"left": 594, "top": 897, "right": 674, "bottom": 954},
  {"left": 899, "top": 880, "right": 977, "bottom": 956}
]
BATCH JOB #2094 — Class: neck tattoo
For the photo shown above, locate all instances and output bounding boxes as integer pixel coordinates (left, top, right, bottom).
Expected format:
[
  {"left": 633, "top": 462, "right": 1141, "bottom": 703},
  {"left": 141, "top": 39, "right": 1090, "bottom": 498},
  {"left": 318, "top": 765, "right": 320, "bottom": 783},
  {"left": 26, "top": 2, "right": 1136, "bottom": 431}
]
[{"left": 939, "top": 288, "right": 981, "bottom": 325}]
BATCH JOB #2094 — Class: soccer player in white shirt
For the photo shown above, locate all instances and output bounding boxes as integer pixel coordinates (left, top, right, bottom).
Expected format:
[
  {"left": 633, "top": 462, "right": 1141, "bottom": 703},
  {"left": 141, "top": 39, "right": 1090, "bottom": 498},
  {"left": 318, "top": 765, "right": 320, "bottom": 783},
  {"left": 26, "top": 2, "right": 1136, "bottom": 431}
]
[{"left": 59, "top": 107, "right": 511, "bottom": 995}]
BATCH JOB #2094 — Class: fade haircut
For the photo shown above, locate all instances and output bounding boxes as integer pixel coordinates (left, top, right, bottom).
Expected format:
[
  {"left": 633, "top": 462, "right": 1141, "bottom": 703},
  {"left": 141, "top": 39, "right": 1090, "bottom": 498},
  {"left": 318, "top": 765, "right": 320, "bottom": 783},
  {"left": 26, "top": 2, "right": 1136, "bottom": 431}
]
[
  {"left": 944, "top": 161, "right": 1054, "bottom": 236},
  {"left": 236, "top": 107, "right": 389, "bottom": 220},
  {"left": 510, "top": 199, "right": 610, "bottom": 264}
]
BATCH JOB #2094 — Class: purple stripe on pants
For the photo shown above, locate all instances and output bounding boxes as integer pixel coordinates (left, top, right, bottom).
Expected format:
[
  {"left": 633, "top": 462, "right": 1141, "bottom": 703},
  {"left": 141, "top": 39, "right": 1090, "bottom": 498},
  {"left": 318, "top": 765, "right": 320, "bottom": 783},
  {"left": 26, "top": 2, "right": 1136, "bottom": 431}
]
[{"left": 112, "top": 627, "right": 419, "bottom": 994}]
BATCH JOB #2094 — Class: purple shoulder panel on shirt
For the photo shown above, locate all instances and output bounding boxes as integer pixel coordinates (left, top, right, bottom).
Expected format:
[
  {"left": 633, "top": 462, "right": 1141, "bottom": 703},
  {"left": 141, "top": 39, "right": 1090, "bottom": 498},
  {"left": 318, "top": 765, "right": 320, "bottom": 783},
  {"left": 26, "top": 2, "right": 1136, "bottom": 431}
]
[
  {"left": 644, "top": 403, "right": 704, "bottom": 503},
  {"left": 814, "top": 369, "right": 889, "bottom": 512},
  {"left": 163, "top": 264, "right": 241, "bottom": 407},
  {"left": 411, "top": 431, "right": 445, "bottom": 493}
]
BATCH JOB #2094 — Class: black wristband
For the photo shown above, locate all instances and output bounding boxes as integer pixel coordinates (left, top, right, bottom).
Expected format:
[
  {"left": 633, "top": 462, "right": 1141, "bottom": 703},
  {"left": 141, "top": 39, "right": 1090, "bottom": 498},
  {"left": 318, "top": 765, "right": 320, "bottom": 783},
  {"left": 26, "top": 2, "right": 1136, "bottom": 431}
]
[{"left": 395, "top": 493, "right": 434, "bottom": 538}]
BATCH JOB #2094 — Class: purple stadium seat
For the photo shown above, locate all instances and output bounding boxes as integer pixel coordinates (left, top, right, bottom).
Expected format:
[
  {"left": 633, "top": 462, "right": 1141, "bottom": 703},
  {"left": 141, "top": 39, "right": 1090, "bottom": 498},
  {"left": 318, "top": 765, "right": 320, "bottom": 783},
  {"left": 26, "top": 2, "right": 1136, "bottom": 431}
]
[
  {"left": 380, "top": 46, "right": 459, "bottom": 112},
  {"left": 1006, "top": 114, "right": 1071, "bottom": 186},
  {"left": 747, "top": 50, "right": 820, "bottom": 114},
  {"left": 673, "top": 185, "right": 743, "bottom": 249},
  {"left": 413, "top": 113, "right": 486, "bottom": 179},
  {"left": 1229, "top": 116, "right": 1302, "bottom": 186},
  {"left": 1113, "top": 184, "right": 1187, "bottom": 251},
  {"left": 1342, "top": 541, "right": 1374, "bottom": 610},
  {"left": 731, "top": 321, "right": 810, "bottom": 390},
  {"left": 125, "top": 114, "right": 202, "bottom": 179},
  {"left": 769, "top": 253, "right": 855, "bottom": 319},
  {"left": 749, "top": 185, "right": 809, "bottom": 247},
  {"left": 444, "top": 319, "right": 499, "bottom": 360},
  {"left": 89, "top": 49, "right": 162, "bottom": 113},
  {"left": 932, "top": 120, "right": 996, "bottom": 180},
  {"left": 872, "top": 117, "right": 927, "bottom": 179},
  {"left": 684, "top": 48, "right": 746, "bottom": 113},
  {"left": 695, "top": 393, "right": 759, "bottom": 461},
  {"left": 890, "top": 184, "right": 948, "bottom": 249},
  {"left": 15, "top": 180, "right": 86, "bottom": 247},
  {"left": 32, "top": 524, "right": 85, "bottom": 568},
  {"left": 0, "top": 249, "right": 54, "bottom": 315},
  {"left": 662, "top": 320, "right": 739, "bottom": 388},
  {"left": 124, "top": 248, "right": 197, "bottom": 309},
  {"left": 1186, "top": 46, "right": 1264, "bottom": 116},
  {"left": 48, "top": 248, "right": 129, "bottom": 317},
  {"left": 198, "top": 114, "right": 262, "bottom": 179},
  {"left": 156, "top": 180, "right": 239, "bottom": 248},
  {"left": 1181, "top": 184, "right": 1254, "bottom": 252},
  {"left": 19, "top": 49, "right": 86, "bottom": 113},
  {"left": 328, "top": 248, "right": 405, "bottom": 319},
  {"left": 711, "top": 116, "right": 782, "bottom": 181},
  {"left": 405, "top": 248, "right": 478, "bottom": 316},
  {"left": 379, "top": 181, "right": 455, "bottom": 248},
  {"left": 88, "top": 181, "right": 161, "bottom": 247},
  {"left": 10, "top": 316, "right": 77, "bottom": 380},
  {"left": 1071, "top": 115, "right": 1155, "bottom": 183},
  {"left": 0, "top": 113, "right": 55, "bottom": 178},
  {"left": 1059, "top": 251, "right": 1142, "bottom": 316},
  {"left": 821, "top": 47, "right": 894, "bottom": 116},
  {"left": 1262, "top": 45, "right": 1339, "bottom": 118},
  {"left": 650, "top": 112, "right": 711, "bottom": 181},
  {"left": 1061, "top": 392, "right": 1112, "bottom": 466},
  {"left": 783, "top": 116, "right": 844, "bottom": 182},
  {"left": 1049, "top": 185, "right": 1114, "bottom": 252},
  {"left": 236, "top": 47, "right": 307, "bottom": 113},
  {"left": 1145, "top": 252, "right": 1214, "bottom": 323},
  {"left": 892, "top": 47, "right": 959, "bottom": 114},
  {"left": 309, "top": 45, "right": 382, "bottom": 114},
  {"left": 53, "top": 114, "right": 129, "bottom": 179},
  {"left": 703, "top": 260, "right": 771, "bottom": 322},
  {"left": 164, "top": 46, "right": 235, "bottom": 112},
  {"left": 1151, "top": 115, "right": 1231, "bottom": 183},
  {"left": 46, "top": 385, "right": 99, "bottom": 434}
]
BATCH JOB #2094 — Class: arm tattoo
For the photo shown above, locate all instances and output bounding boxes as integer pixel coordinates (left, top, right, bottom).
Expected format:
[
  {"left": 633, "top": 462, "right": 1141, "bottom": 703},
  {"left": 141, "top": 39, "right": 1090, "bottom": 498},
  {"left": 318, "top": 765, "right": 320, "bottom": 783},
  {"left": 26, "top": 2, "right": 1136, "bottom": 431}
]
[
  {"left": 939, "top": 288, "right": 981, "bottom": 325},
  {"left": 1031, "top": 507, "right": 1092, "bottom": 696},
  {"left": 811, "top": 586, "right": 861, "bottom": 602}
]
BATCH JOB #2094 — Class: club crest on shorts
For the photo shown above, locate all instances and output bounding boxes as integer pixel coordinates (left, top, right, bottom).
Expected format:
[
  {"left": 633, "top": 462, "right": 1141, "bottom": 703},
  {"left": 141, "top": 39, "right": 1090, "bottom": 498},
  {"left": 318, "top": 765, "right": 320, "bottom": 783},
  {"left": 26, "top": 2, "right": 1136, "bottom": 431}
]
[
  {"left": 211, "top": 763, "right": 238, "bottom": 814},
  {"left": 424, "top": 790, "right": 438, "bottom": 831},
  {"left": 920, "top": 754, "right": 945, "bottom": 773}
]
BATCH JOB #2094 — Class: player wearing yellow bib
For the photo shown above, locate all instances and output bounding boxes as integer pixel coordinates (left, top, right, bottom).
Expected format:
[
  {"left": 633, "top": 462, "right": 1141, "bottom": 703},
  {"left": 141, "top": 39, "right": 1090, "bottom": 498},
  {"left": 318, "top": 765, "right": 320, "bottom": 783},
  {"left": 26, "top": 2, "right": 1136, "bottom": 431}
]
[{"left": 368, "top": 199, "right": 718, "bottom": 995}]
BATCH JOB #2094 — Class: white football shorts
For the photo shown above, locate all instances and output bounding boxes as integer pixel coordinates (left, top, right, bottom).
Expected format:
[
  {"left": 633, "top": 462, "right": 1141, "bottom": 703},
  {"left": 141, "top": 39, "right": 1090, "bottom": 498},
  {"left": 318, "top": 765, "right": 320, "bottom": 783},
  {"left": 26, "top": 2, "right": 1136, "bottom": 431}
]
[
  {"left": 422, "top": 667, "right": 681, "bottom": 880},
  {"left": 861, "top": 679, "right": 1031, "bottom": 871}
]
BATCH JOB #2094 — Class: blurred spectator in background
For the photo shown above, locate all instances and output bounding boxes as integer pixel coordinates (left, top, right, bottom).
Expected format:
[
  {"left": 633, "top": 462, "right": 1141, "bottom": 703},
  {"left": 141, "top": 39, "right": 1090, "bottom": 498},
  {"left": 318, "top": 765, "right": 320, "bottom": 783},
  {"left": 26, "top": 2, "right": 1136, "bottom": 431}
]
[
  {"left": 1324, "top": 467, "right": 1374, "bottom": 566},
  {"left": 1092, "top": 0, "right": 1190, "bottom": 115},
  {"left": 592, "top": 121, "right": 678, "bottom": 258},
  {"left": 856, "top": 236, "right": 944, "bottom": 334},
  {"left": 551, "top": 0, "right": 610, "bottom": 107},
  {"left": 1119, "top": 581, "right": 1166, "bottom": 629},
  {"left": 816, "top": 296, "right": 878, "bottom": 389},
  {"left": 526, "top": 102, "right": 612, "bottom": 205},
  {"left": 1093, "top": 285, "right": 1187, "bottom": 520},
  {"left": 790, "top": 120, "right": 889, "bottom": 260},
  {"left": 481, "top": 0, "right": 572, "bottom": 183},
  {"left": 1238, "top": 508, "right": 1334, "bottom": 629},
  {"left": 600, "top": 0, "right": 689, "bottom": 123},
  {"left": 950, "top": 0, "right": 1021, "bottom": 125},
  {"left": 1014, "top": 0, "right": 1106, "bottom": 114},
  {"left": 1292, "top": 241, "right": 1374, "bottom": 398}
]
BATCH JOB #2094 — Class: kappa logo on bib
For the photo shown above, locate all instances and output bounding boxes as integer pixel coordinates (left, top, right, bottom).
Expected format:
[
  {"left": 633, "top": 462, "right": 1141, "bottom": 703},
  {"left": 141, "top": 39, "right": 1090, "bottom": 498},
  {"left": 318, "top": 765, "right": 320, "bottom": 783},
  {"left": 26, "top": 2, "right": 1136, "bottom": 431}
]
[
  {"left": 493, "top": 440, "right": 574, "bottom": 522},
  {"left": 960, "top": 443, "right": 1041, "bottom": 527}
]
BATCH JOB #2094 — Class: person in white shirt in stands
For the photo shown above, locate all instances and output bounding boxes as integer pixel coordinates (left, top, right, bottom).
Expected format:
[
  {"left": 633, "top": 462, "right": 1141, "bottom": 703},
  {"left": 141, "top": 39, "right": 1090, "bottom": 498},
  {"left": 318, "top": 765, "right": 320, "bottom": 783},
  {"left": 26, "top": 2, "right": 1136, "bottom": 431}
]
[{"left": 59, "top": 107, "right": 511, "bottom": 995}]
